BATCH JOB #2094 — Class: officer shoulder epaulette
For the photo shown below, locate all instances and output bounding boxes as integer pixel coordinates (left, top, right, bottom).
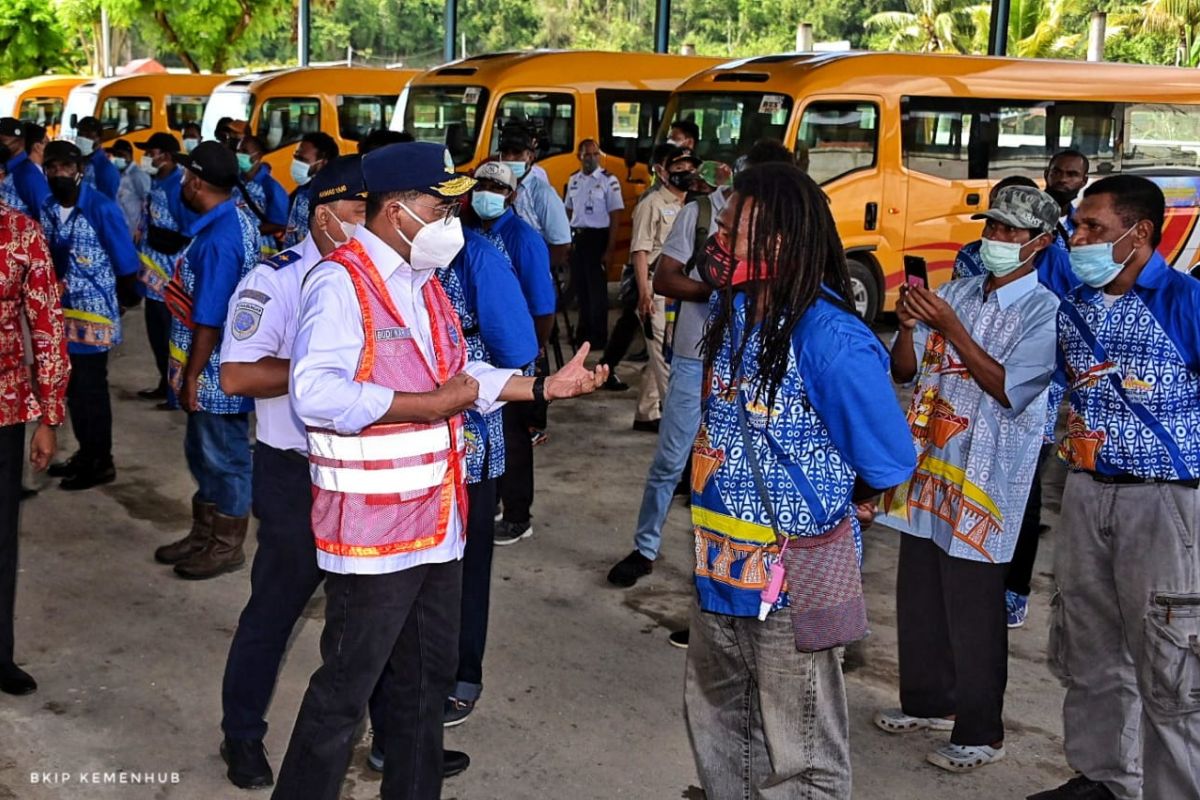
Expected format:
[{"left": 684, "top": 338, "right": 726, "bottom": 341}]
[{"left": 261, "top": 248, "right": 302, "bottom": 271}]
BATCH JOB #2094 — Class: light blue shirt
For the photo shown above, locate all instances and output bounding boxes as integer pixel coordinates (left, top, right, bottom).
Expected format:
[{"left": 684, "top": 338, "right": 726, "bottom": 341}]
[
  {"left": 886, "top": 272, "right": 1058, "bottom": 564},
  {"left": 513, "top": 170, "right": 571, "bottom": 246}
]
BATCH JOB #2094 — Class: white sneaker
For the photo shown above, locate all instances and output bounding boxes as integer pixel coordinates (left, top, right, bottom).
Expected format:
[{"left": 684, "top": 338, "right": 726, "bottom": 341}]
[
  {"left": 926, "top": 743, "right": 1005, "bottom": 772},
  {"left": 873, "top": 708, "right": 955, "bottom": 734}
]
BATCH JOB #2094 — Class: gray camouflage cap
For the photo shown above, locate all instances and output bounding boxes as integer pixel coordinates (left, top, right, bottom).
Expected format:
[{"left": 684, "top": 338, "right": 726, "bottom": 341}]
[{"left": 972, "top": 185, "right": 1059, "bottom": 235}]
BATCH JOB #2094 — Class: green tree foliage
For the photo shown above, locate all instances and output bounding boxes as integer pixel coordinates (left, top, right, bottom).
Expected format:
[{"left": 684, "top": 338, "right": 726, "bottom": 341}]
[
  {"left": 865, "top": 0, "right": 986, "bottom": 53},
  {"left": 0, "top": 0, "right": 72, "bottom": 82}
]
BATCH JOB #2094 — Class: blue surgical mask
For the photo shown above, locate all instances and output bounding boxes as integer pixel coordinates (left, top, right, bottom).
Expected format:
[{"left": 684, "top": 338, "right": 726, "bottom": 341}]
[
  {"left": 1069, "top": 225, "right": 1136, "bottom": 288},
  {"left": 110, "top": 157, "right": 127, "bottom": 171},
  {"left": 502, "top": 160, "right": 527, "bottom": 180},
  {"left": 236, "top": 153, "right": 253, "bottom": 174},
  {"left": 471, "top": 190, "right": 506, "bottom": 220},
  {"left": 979, "top": 237, "right": 1037, "bottom": 277},
  {"left": 290, "top": 158, "right": 312, "bottom": 186}
]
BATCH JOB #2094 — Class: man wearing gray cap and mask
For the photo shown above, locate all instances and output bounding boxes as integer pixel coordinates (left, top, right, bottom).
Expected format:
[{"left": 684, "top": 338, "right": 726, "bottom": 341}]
[
  {"left": 274, "top": 141, "right": 607, "bottom": 800},
  {"left": 875, "top": 186, "right": 1062, "bottom": 774}
]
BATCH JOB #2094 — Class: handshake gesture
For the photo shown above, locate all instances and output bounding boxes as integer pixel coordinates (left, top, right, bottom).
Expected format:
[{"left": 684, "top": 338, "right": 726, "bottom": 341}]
[{"left": 433, "top": 343, "right": 610, "bottom": 417}]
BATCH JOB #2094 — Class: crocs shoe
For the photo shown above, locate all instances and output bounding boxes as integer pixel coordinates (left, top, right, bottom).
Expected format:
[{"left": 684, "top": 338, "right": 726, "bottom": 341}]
[
  {"left": 874, "top": 708, "right": 955, "bottom": 734},
  {"left": 926, "top": 743, "right": 1005, "bottom": 772}
]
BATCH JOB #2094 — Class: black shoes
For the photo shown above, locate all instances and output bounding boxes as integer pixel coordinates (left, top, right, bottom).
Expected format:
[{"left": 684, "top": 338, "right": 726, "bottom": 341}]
[
  {"left": 366, "top": 746, "right": 471, "bottom": 779},
  {"left": 601, "top": 374, "right": 629, "bottom": 391},
  {"left": 47, "top": 453, "right": 82, "bottom": 478},
  {"left": 443, "top": 696, "right": 475, "bottom": 727},
  {"left": 221, "top": 738, "right": 274, "bottom": 790},
  {"left": 0, "top": 662, "right": 36, "bottom": 695},
  {"left": 137, "top": 386, "right": 167, "bottom": 400},
  {"left": 632, "top": 419, "right": 660, "bottom": 433},
  {"left": 607, "top": 550, "right": 653, "bottom": 587},
  {"left": 59, "top": 460, "right": 116, "bottom": 491},
  {"left": 494, "top": 519, "right": 532, "bottom": 547},
  {"left": 1028, "top": 776, "right": 1117, "bottom": 800}
]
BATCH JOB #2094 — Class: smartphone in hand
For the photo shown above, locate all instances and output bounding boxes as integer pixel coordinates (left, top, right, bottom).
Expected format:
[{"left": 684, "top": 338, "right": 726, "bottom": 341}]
[{"left": 903, "top": 255, "right": 929, "bottom": 289}]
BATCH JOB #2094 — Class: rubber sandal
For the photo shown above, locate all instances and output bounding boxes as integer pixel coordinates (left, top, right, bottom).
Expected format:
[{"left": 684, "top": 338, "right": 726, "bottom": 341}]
[
  {"left": 874, "top": 708, "right": 955, "bottom": 734},
  {"left": 926, "top": 743, "right": 1005, "bottom": 772}
]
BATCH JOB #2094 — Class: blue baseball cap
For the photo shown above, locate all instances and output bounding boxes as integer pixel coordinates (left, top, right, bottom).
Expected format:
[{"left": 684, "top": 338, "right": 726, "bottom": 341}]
[
  {"left": 312, "top": 155, "right": 367, "bottom": 207},
  {"left": 361, "top": 142, "right": 475, "bottom": 199}
]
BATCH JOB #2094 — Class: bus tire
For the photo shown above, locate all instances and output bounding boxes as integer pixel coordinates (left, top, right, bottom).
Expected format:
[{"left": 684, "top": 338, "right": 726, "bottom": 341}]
[{"left": 846, "top": 257, "right": 880, "bottom": 324}]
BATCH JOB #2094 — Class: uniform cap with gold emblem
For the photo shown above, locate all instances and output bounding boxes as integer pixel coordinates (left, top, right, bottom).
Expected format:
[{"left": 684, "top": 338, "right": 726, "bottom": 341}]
[
  {"left": 361, "top": 141, "right": 475, "bottom": 199},
  {"left": 311, "top": 154, "right": 368, "bottom": 207}
]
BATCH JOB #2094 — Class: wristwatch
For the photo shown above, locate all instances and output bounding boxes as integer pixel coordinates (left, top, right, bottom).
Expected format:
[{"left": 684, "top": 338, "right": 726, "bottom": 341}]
[{"left": 533, "top": 375, "right": 547, "bottom": 404}]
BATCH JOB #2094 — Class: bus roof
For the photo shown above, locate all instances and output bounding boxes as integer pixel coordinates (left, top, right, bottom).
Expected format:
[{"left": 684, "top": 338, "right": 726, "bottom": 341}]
[
  {"left": 68, "top": 73, "right": 230, "bottom": 95},
  {"left": 411, "top": 50, "right": 727, "bottom": 92},
  {"left": 1, "top": 75, "right": 87, "bottom": 93},
  {"left": 676, "top": 51, "right": 1200, "bottom": 103},
  {"left": 210, "top": 66, "right": 418, "bottom": 95}
]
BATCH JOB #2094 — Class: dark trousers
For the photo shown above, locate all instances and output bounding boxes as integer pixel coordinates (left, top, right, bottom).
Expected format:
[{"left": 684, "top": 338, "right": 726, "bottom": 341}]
[
  {"left": 272, "top": 560, "right": 462, "bottom": 800},
  {"left": 67, "top": 352, "right": 112, "bottom": 464},
  {"left": 570, "top": 228, "right": 609, "bottom": 349},
  {"left": 1005, "top": 445, "right": 1049, "bottom": 597},
  {"left": 897, "top": 535, "right": 1008, "bottom": 746},
  {"left": 221, "top": 444, "right": 321, "bottom": 741},
  {"left": 601, "top": 283, "right": 640, "bottom": 370},
  {"left": 456, "top": 479, "right": 498, "bottom": 698},
  {"left": 498, "top": 404, "right": 534, "bottom": 525},
  {"left": 0, "top": 424, "right": 23, "bottom": 666},
  {"left": 144, "top": 298, "right": 171, "bottom": 391}
]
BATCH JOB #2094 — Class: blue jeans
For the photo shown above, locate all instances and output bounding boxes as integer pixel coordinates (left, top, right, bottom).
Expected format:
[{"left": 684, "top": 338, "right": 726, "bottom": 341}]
[
  {"left": 184, "top": 411, "right": 252, "bottom": 517},
  {"left": 634, "top": 356, "right": 703, "bottom": 560}
]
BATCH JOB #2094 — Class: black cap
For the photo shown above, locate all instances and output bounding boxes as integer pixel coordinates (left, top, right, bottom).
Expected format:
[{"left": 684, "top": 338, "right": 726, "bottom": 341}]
[
  {"left": 22, "top": 123, "right": 46, "bottom": 147},
  {"left": 106, "top": 138, "right": 133, "bottom": 157},
  {"left": 0, "top": 117, "right": 22, "bottom": 138},
  {"left": 177, "top": 141, "right": 239, "bottom": 189},
  {"left": 362, "top": 142, "right": 475, "bottom": 199},
  {"left": 312, "top": 155, "right": 368, "bottom": 207},
  {"left": 76, "top": 116, "right": 102, "bottom": 136},
  {"left": 667, "top": 146, "right": 702, "bottom": 168},
  {"left": 136, "top": 132, "right": 181, "bottom": 153},
  {"left": 43, "top": 140, "right": 83, "bottom": 165}
]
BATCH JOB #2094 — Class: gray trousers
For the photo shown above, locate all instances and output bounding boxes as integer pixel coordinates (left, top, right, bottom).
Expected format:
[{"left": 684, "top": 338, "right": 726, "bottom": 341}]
[
  {"left": 684, "top": 601, "right": 851, "bottom": 800},
  {"left": 1050, "top": 472, "right": 1200, "bottom": 800}
]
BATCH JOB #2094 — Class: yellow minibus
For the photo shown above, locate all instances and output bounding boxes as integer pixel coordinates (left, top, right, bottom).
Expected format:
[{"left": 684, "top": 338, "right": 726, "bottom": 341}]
[
  {"left": 62, "top": 74, "right": 228, "bottom": 148},
  {"left": 663, "top": 52, "right": 1200, "bottom": 320},
  {"left": 201, "top": 66, "right": 419, "bottom": 191},
  {"left": 0, "top": 75, "right": 87, "bottom": 138}
]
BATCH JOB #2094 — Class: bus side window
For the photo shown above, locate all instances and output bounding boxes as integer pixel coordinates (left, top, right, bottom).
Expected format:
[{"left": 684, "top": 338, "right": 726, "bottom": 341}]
[
  {"left": 1123, "top": 103, "right": 1200, "bottom": 171},
  {"left": 796, "top": 101, "right": 879, "bottom": 185},
  {"left": 903, "top": 98, "right": 981, "bottom": 180},
  {"left": 596, "top": 90, "right": 669, "bottom": 166}
]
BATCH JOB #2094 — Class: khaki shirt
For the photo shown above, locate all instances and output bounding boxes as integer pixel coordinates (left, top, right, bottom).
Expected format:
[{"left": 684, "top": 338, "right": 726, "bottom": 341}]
[{"left": 629, "top": 185, "right": 683, "bottom": 265}]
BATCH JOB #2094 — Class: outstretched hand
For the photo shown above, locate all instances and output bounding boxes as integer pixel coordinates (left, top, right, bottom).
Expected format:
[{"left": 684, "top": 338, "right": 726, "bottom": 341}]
[{"left": 544, "top": 343, "right": 609, "bottom": 401}]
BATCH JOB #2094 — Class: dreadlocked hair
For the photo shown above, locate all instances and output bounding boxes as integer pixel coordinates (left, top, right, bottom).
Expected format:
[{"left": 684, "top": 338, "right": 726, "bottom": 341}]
[{"left": 702, "top": 164, "right": 856, "bottom": 410}]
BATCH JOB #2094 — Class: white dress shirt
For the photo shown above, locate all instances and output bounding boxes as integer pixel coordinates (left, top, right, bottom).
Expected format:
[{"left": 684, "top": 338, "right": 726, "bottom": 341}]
[
  {"left": 290, "top": 224, "right": 517, "bottom": 573},
  {"left": 220, "top": 234, "right": 322, "bottom": 453}
]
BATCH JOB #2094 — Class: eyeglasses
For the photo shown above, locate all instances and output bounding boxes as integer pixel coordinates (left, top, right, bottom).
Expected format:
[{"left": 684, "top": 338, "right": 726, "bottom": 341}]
[{"left": 397, "top": 199, "right": 462, "bottom": 226}]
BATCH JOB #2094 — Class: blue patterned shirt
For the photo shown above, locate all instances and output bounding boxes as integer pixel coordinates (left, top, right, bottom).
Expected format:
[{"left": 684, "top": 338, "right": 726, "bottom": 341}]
[
  {"left": 884, "top": 273, "right": 1059, "bottom": 564},
  {"left": 40, "top": 184, "right": 139, "bottom": 355},
  {"left": 693, "top": 292, "right": 915, "bottom": 617},
  {"left": 283, "top": 184, "right": 311, "bottom": 249},
  {"left": 439, "top": 229, "right": 538, "bottom": 483},
  {"left": 0, "top": 171, "right": 28, "bottom": 215},
  {"left": 82, "top": 148, "right": 120, "bottom": 200},
  {"left": 169, "top": 200, "right": 258, "bottom": 414},
  {"left": 234, "top": 164, "right": 289, "bottom": 257},
  {"left": 1055, "top": 252, "right": 1200, "bottom": 480},
  {"left": 138, "top": 168, "right": 194, "bottom": 302}
]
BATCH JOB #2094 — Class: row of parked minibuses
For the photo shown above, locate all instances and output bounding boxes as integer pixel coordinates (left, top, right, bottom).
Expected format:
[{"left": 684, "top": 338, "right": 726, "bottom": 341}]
[{"left": 5, "top": 51, "right": 1200, "bottom": 321}]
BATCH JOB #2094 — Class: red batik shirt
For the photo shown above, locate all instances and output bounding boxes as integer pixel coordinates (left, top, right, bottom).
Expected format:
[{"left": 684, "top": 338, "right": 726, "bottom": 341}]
[{"left": 0, "top": 205, "right": 68, "bottom": 427}]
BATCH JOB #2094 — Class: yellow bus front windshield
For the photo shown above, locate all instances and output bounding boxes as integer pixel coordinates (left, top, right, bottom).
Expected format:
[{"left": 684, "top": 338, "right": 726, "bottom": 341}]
[
  {"left": 664, "top": 92, "right": 794, "bottom": 165},
  {"left": 404, "top": 85, "right": 490, "bottom": 166}
]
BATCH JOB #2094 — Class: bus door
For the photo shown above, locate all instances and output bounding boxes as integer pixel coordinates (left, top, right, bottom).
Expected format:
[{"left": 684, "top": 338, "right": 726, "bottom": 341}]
[
  {"left": 795, "top": 95, "right": 888, "bottom": 320},
  {"left": 900, "top": 97, "right": 991, "bottom": 294}
]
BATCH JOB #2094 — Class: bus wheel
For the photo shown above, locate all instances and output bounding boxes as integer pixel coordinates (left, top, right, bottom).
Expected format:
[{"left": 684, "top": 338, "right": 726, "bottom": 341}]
[{"left": 847, "top": 258, "right": 880, "bottom": 324}]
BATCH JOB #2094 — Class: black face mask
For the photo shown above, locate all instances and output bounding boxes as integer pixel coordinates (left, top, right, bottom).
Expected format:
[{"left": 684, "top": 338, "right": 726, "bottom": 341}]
[
  {"left": 668, "top": 171, "right": 694, "bottom": 191},
  {"left": 1045, "top": 186, "right": 1078, "bottom": 207},
  {"left": 49, "top": 175, "right": 80, "bottom": 206}
]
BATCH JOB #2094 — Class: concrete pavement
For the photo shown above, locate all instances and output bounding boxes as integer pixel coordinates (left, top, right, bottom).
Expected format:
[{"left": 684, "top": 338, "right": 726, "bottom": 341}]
[{"left": 0, "top": 312, "right": 1077, "bottom": 799}]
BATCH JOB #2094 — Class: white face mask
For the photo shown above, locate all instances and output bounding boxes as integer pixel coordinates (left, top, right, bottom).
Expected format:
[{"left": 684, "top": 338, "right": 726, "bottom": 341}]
[
  {"left": 291, "top": 158, "right": 313, "bottom": 186},
  {"left": 320, "top": 208, "right": 356, "bottom": 248},
  {"left": 111, "top": 157, "right": 127, "bottom": 171},
  {"left": 140, "top": 155, "right": 159, "bottom": 176},
  {"left": 979, "top": 236, "right": 1038, "bottom": 277},
  {"left": 183, "top": 138, "right": 199, "bottom": 154},
  {"left": 394, "top": 201, "right": 464, "bottom": 271},
  {"left": 76, "top": 137, "right": 95, "bottom": 157}
]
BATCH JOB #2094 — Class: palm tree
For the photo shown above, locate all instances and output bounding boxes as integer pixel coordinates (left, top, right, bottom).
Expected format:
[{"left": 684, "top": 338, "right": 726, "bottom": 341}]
[
  {"left": 1142, "top": 0, "right": 1200, "bottom": 65},
  {"left": 866, "top": 0, "right": 988, "bottom": 53},
  {"left": 1007, "top": 0, "right": 1085, "bottom": 58}
]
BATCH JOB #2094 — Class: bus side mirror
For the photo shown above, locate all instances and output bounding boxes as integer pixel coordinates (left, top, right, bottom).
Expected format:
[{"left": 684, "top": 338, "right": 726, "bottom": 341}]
[
  {"left": 623, "top": 139, "right": 638, "bottom": 170},
  {"left": 69, "top": 113, "right": 78, "bottom": 129}
]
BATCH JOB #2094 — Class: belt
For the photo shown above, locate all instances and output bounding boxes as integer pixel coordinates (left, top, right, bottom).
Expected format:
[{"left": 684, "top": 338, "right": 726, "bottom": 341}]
[{"left": 1085, "top": 471, "right": 1199, "bottom": 489}]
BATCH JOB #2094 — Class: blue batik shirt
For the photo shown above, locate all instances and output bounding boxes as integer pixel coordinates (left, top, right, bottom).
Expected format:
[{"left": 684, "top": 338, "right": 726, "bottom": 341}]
[
  {"left": 489, "top": 207, "right": 556, "bottom": 318},
  {"left": 169, "top": 200, "right": 258, "bottom": 414},
  {"left": 283, "top": 183, "right": 312, "bottom": 249},
  {"left": 139, "top": 168, "right": 195, "bottom": 301},
  {"left": 235, "top": 164, "right": 289, "bottom": 257},
  {"left": 952, "top": 240, "right": 985, "bottom": 280},
  {"left": 0, "top": 170, "right": 28, "bottom": 215},
  {"left": 82, "top": 148, "right": 120, "bottom": 200},
  {"left": 40, "top": 183, "right": 139, "bottom": 355},
  {"left": 692, "top": 291, "right": 916, "bottom": 617},
  {"left": 438, "top": 230, "right": 537, "bottom": 483},
  {"left": 883, "top": 273, "right": 1059, "bottom": 564},
  {"left": 1055, "top": 252, "right": 1200, "bottom": 480}
]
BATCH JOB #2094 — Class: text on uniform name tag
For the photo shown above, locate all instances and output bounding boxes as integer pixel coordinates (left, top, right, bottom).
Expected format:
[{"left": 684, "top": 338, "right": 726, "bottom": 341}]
[{"left": 376, "top": 327, "right": 412, "bottom": 341}]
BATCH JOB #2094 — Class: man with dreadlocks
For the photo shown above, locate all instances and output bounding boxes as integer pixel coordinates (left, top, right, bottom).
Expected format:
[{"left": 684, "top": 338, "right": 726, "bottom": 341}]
[{"left": 684, "top": 164, "right": 915, "bottom": 797}]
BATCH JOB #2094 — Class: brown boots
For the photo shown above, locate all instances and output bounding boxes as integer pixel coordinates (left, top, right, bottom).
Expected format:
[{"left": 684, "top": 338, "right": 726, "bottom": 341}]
[
  {"left": 174, "top": 512, "right": 248, "bottom": 580},
  {"left": 154, "top": 499, "right": 248, "bottom": 580},
  {"left": 155, "top": 498, "right": 216, "bottom": 564}
]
